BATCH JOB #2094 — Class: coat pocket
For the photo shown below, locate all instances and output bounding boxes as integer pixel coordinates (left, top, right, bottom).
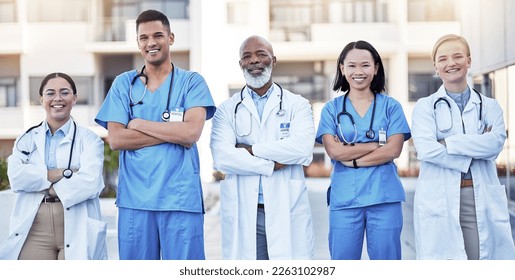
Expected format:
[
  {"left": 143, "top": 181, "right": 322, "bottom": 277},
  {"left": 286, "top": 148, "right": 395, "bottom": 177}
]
[
  {"left": 87, "top": 218, "right": 107, "bottom": 260},
  {"left": 414, "top": 179, "right": 448, "bottom": 218},
  {"left": 483, "top": 184, "right": 510, "bottom": 223},
  {"left": 219, "top": 175, "right": 238, "bottom": 219}
]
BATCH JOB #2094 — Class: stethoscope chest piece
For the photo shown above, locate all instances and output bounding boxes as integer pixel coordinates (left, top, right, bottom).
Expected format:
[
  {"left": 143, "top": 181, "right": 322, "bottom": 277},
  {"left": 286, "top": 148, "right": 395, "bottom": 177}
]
[
  {"left": 162, "top": 110, "right": 170, "bottom": 122},
  {"left": 366, "top": 129, "right": 375, "bottom": 139},
  {"left": 62, "top": 168, "right": 73, "bottom": 179}
]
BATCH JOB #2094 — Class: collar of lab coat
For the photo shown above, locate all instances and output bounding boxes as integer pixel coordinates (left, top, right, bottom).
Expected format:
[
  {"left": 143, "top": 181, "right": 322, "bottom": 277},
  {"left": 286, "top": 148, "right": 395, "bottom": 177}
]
[
  {"left": 241, "top": 83, "right": 281, "bottom": 125},
  {"left": 434, "top": 84, "right": 481, "bottom": 114},
  {"left": 32, "top": 118, "right": 76, "bottom": 162}
]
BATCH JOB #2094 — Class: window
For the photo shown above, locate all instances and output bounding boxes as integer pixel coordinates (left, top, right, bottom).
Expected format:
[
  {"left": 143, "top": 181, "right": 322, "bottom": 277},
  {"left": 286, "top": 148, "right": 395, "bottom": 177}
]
[
  {"left": 274, "top": 75, "right": 327, "bottom": 102},
  {"left": 28, "top": 0, "right": 90, "bottom": 22},
  {"left": 101, "top": 0, "right": 189, "bottom": 41},
  {"left": 408, "top": 73, "right": 442, "bottom": 102},
  {"left": 408, "top": 0, "right": 457, "bottom": 22},
  {"left": 0, "top": 0, "right": 15, "bottom": 22},
  {"left": 270, "top": 0, "right": 388, "bottom": 41},
  {"left": 227, "top": 1, "right": 248, "bottom": 25},
  {"left": 30, "top": 76, "right": 93, "bottom": 106},
  {"left": 140, "top": 0, "right": 189, "bottom": 19},
  {"left": 352, "top": 0, "right": 384, "bottom": 22},
  {"left": 0, "top": 78, "right": 17, "bottom": 107}
]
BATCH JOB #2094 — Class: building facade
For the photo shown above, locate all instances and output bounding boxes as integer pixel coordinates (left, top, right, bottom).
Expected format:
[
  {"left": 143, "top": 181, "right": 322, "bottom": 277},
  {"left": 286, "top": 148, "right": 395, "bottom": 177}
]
[
  {"left": 460, "top": 0, "right": 515, "bottom": 220},
  {"left": 2, "top": 0, "right": 512, "bottom": 217}
]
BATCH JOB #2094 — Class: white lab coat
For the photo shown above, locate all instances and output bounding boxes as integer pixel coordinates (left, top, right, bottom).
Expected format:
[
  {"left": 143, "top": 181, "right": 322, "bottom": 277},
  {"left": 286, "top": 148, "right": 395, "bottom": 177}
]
[
  {"left": 210, "top": 84, "right": 315, "bottom": 259},
  {"left": 411, "top": 85, "right": 515, "bottom": 259},
  {"left": 0, "top": 121, "right": 107, "bottom": 260}
]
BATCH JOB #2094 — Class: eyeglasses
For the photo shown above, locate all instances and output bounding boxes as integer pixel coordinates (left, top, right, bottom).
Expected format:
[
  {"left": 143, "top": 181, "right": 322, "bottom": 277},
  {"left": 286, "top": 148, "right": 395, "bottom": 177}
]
[{"left": 43, "top": 89, "right": 74, "bottom": 100}]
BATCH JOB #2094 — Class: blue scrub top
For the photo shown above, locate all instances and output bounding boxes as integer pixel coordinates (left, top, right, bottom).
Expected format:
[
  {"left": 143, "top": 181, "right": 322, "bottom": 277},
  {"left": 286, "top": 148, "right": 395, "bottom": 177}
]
[
  {"left": 316, "top": 93, "right": 411, "bottom": 210},
  {"left": 95, "top": 66, "right": 216, "bottom": 212}
]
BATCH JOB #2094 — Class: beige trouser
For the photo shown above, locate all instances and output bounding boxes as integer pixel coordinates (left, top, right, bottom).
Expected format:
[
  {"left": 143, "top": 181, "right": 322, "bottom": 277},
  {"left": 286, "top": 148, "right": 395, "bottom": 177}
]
[{"left": 18, "top": 201, "right": 65, "bottom": 260}]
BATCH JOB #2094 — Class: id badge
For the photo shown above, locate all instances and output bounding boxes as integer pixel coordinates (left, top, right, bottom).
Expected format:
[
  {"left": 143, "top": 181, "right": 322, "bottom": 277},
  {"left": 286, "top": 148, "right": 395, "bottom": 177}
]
[
  {"left": 280, "top": 123, "right": 290, "bottom": 139},
  {"left": 169, "top": 107, "right": 184, "bottom": 122},
  {"left": 379, "top": 128, "right": 386, "bottom": 146}
]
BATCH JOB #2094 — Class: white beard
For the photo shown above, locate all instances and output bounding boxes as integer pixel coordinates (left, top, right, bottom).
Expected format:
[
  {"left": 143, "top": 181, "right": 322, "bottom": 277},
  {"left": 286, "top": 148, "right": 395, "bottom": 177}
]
[{"left": 242, "top": 65, "right": 272, "bottom": 89}]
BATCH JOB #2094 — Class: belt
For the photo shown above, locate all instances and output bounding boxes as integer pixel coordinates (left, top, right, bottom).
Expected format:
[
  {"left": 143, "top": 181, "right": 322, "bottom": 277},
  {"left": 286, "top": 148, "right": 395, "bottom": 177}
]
[
  {"left": 42, "top": 196, "right": 61, "bottom": 203},
  {"left": 257, "top": 204, "right": 264, "bottom": 209},
  {"left": 460, "top": 179, "right": 473, "bottom": 188}
]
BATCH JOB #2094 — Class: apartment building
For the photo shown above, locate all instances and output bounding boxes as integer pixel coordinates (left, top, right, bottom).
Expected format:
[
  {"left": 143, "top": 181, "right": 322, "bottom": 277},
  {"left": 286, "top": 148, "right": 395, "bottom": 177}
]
[
  {"left": 460, "top": 0, "right": 515, "bottom": 217},
  {"left": 2, "top": 0, "right": 509, "bottom": 191}
]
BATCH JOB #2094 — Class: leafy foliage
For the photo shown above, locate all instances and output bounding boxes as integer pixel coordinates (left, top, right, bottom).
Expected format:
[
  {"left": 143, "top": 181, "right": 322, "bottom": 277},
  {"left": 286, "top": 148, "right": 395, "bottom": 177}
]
[{"left": 0, "top": 157, "right": 8, "bottom": 191}]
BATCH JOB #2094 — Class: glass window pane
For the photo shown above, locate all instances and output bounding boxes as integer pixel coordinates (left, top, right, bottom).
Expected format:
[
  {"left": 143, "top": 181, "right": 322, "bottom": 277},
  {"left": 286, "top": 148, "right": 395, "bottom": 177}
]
[
  {"left": 0, "top": 0, "right": 15, "bottom": 22},
  {"left": 408, "top": 73, "right": 442, "bottom": 102},
  {"left": 27, "top": 0, "right": 89, "bottom": 22},
  {"left": 0, "top": 78, "right": 17, "bottom": 107},
  {"left": 165, "top": 0, "right": 189, "bottom": 19}
]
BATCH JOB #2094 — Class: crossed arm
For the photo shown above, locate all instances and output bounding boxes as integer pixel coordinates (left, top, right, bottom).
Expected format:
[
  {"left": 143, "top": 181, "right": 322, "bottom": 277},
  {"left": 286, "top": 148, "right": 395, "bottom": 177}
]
[
  {"left": 235, "top": 143, "right": 287, "bottom": 171},
  {"left": 321, "top": 133, "right": 404, "bottom": 168},
  {"left": 107, "top": 107, "right": 207, "bottom": 150}
]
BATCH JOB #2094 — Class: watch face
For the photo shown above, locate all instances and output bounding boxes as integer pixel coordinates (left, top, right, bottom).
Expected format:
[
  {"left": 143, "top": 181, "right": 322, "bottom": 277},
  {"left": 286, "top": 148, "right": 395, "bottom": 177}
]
[{"left": 63, "top": 169, "right": 73, "bottom": 179}]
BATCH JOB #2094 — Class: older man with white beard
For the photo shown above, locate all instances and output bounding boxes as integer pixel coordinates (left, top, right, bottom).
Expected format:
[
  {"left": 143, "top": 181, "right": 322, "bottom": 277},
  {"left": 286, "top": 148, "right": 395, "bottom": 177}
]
[{"left": 210, "top": 35, "right": 316, "bottom": 260}]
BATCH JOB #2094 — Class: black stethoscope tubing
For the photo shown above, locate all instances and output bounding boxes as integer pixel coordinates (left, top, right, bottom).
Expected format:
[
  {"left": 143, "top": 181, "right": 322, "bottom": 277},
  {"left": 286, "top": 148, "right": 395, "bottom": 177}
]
[
  {"left": 337, "top": 92, "right": 377, "bottom": 140},
  {"left": 433, "top": 88, "right": 483, "bottom": 122},
  {"left": 16, "top": 120, "right": 77, "bottom": 179},
  {"left": 130, "top": 63, "right": 175, "bottom": 121},
  {"left": 235, "top": 83, "right": 285, "bottom": 117}
]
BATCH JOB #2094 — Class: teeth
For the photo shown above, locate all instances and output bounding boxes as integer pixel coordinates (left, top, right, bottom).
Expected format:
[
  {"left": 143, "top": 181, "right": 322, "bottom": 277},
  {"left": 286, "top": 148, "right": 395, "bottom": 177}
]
[
  {"left": 353, "top": 78, "right": 365, "bottom": 81},
  {"left": 149, "top": 50, "right": 158, "bottom": 54},
  {"left": 52, "top": 105, "right": 64, "bottom": 108}
]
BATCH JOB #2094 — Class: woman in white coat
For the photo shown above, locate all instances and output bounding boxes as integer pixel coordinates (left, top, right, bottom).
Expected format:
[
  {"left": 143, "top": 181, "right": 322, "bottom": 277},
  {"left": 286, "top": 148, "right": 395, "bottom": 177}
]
[
  {"left": 210, "top": 36, "right": 315, "bottom": 260},
  {"left": 412, "top": 34, "right": 515, "bottom": 259},
  {"left": 0, "top": 72, "right": 107, "bottom": 260}
]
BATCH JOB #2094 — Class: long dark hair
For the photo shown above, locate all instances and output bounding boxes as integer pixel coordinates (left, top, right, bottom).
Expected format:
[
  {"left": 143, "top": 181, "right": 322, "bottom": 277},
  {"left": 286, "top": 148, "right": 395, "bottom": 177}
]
[
  {"left": 332, "top": 40, "right": 386, "bottom": 94},
  {"left": 39, "top": 72, "right": 77, "bottom": 96}
]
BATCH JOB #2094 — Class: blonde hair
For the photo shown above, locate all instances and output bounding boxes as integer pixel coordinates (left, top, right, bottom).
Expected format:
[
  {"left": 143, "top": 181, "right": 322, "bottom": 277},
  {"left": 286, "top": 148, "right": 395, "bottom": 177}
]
[{"left": 431, "top": 34, "right": 471, "bottom": 62}]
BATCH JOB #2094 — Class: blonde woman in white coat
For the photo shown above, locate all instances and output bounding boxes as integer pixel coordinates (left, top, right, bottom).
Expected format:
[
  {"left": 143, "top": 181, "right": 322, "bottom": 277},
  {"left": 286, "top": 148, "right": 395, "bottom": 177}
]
[
  {"left": 0, "top": 73, "right": 107, "bottom": 260},
  {"left": 412, "top": 35, "right": 515, "bottom": 259},
  {"left": 210, "top": 36, "right": 315, "bottom": 259}
]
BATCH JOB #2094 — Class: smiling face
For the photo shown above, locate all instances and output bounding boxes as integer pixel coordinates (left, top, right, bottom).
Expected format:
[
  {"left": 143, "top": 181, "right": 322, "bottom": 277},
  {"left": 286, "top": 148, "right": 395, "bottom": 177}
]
[
  {"left": 433, "top": 39, "right": 471, "bottom": 92},
  {"left": 340, "top": 48, "right": 378, "bottom": 93},
  {"left": 137, "top": 20, "right": 174, "bottom": 67},
  {"left": 239, "top": 36, "right": 277, "bottom": 93},
  {"left": 40, "top": 77, "right": 77, "bottom": 130}
]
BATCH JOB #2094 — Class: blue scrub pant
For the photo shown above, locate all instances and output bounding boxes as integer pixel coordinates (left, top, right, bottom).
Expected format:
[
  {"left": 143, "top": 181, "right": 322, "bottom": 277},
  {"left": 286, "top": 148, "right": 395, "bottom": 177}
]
[
  {"left": 329, "top": 202, "right": 402, "bottom": 260},
  {"left": 118, "top": 207, "right": 205, "bottom": 260}
]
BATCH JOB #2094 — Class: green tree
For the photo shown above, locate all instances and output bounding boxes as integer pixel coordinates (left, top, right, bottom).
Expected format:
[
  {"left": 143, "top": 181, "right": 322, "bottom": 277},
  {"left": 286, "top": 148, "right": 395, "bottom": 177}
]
[
  {"left": 101, "top": 142, "right": 119, "bottom": 198},
  {"left": 0, "top": 157, "right": 8, "bottom": 191}
]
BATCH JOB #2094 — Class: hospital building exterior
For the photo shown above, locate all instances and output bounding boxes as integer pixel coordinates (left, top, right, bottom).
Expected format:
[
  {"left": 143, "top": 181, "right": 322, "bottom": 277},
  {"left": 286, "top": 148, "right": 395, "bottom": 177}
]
[{"left": 0, "top": 0, "right": 514, "bottom": 217}]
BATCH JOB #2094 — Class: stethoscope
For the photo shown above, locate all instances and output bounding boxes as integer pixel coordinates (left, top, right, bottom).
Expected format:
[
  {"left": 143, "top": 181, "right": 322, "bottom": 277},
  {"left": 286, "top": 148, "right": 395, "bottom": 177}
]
[
  {"left": 234, "top": 83, "right": 285, "bottom": 137},
  {"left": 433, "top": 88, "right": 484, "bottom": 133},
  {"left": 129, "top": 63, "right": 175, "bottom": 121},
  {"left": 16, "top": 120, "right": 77, "bottom": 179},
  {"left": 336, "top": 93, "right": 377, "bottom": 145}
]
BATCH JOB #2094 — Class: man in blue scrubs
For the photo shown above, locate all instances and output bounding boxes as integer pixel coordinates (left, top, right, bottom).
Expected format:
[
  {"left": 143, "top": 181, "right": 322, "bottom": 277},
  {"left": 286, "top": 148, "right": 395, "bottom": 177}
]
[{"left": 95, "top": 10, "right": 215, "bottom": 260}]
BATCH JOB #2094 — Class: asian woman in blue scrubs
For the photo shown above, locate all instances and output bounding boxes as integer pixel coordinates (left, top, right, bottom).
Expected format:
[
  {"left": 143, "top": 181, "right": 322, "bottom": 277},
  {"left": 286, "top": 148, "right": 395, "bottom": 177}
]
[{"left": 316, "top": 40, "right": 411, "bottom": 260}]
